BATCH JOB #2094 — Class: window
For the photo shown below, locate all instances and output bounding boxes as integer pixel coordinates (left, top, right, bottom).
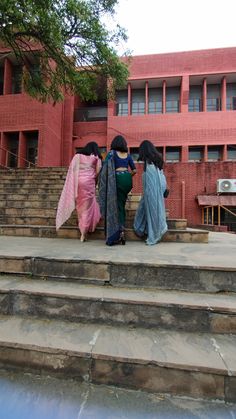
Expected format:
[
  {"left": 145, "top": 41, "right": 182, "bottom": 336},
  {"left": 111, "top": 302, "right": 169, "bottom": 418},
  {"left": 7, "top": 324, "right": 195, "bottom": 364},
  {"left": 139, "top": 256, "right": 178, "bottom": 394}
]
[
  {"left": 156, "top": 146, "right": 164, "bottom": 157},
  {"left": 0, "top": 67, "right": 4, "bottom": 95},
  {"left": 116, "top": 90, "right": 128, "bottom": 116},
  {"left": 7, "top": 132, "right": 19, "bottom": 168},
  {"left": 189, "top": 86, "right": 202, "bottom": 112},
  {"left": 166, "top": 146, "right": 181, "bottom": 162},
  {"left": 131, "top": 89, "right": 145, "bottom": 115},
  {"left": 227, "top": 83, "right": 236, "bottom": 110},
  {"left": 130, "top": 147, "right": 139, "bottom": 161},
  {"left": 207, "top": 145, "right": 222, "bottom": 161},
  {"left": 207, "top": 84, "right": 221, "bottom": 111},
  {"left": 148, "top": 88, "right": 162, "bottom": 114},
  {"left": 188, "top": 146, "right": 204, "bottom": 162},
  {"left": 166, "top": 87, "right": 180, "bottom": 113},
  {"left": 26, "top": 131, "right": 38, "bottom": 166},
  {"left": 227, "top": 145, "right": 236, "bottom": 160},
  {"left": 12, "top": 65, "right": 23, "bottom": 94}
]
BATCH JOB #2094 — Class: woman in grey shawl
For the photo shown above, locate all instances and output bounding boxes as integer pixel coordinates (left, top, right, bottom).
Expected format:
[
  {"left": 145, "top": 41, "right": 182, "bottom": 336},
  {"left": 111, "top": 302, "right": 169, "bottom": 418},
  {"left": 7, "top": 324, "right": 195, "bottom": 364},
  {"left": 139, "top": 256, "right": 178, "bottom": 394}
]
[{"left": 134, "top": 140, "right": 168, "bottom": 245}]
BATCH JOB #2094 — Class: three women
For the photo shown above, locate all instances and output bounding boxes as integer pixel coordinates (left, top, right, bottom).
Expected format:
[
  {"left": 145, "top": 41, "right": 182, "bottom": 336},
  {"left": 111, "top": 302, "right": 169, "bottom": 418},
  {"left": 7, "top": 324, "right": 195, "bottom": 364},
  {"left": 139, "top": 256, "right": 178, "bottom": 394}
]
[{"left": 56, "top": 138, "right": 168, "bottom": 246}]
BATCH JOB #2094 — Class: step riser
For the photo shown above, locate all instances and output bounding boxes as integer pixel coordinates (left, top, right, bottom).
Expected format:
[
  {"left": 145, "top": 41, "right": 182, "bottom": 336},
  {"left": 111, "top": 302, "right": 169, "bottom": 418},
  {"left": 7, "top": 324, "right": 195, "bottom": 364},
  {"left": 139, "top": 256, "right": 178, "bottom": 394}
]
[
  {"left": 0, "top": 344, "right": 234, "bottom": 402},
  {"left": 0, "top": 217, "right": 185, "bottom": 230},
  {"left": 0, "top": 226, "right": 207, "bottom": 242},
  {"left": 1, "top": 291, "right": 235, "bottom": 334},
  {"left": 0, "top": 256, "right": 235, "bottom": 293}
]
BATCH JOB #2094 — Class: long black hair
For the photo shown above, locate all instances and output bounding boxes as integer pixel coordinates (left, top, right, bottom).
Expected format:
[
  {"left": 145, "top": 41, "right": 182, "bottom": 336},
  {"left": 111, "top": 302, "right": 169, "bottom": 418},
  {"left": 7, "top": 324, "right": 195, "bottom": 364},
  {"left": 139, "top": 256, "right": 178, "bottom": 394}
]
[
  {"left": 110, "top": 135, "right": 128, "bottom": 152},
  {"left": 138, "top": 140, "right": 163, "bottom": 170},
  {"left": 76, "top": 141, "right": 102, "bottom": 159}
]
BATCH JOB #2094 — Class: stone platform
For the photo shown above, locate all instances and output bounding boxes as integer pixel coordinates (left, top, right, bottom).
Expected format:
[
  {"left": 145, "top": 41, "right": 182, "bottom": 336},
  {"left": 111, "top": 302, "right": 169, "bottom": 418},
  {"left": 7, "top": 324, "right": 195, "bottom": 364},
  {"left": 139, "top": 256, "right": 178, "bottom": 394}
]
[{"left": 0, "top": 233, "right": 236, "bottom": 402}]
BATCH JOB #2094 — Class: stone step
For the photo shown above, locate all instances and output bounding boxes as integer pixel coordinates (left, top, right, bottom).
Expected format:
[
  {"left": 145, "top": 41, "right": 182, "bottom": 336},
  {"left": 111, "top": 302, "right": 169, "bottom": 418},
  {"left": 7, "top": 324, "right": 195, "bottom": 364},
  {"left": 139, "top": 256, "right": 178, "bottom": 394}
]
[
  {"left": 0, "top": 275, "right": 236, "bottom": 333},
  {"left": 0, "top": 178, "right": 66, "bottom": 185},
  {"left": 0, "top": 193, "right": 60, "bottom": 201},
  {"left": 0, "top": 186, "right": 65, "bottom": 194},
  {"left": 0, "top": 201, "right": 58, "bottom": 209},
  {"left": 0, "top": 215, "right": 185, "bottom": 230},
  {"left": 0, "top": 224, "right": 207, "bottom": 243},
  {"left": 0, "top": 249, "right": 232, "bottom": 294},
  {"left": 0, "top": 314, "right": 235, "bottom": 401}
]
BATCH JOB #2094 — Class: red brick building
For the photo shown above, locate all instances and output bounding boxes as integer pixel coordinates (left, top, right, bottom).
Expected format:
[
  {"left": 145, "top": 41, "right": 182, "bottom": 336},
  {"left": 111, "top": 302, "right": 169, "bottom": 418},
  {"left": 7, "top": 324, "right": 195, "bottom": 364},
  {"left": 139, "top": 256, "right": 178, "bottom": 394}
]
[{"left": 1, "top": 47, "right": 236, "bottom": 230}]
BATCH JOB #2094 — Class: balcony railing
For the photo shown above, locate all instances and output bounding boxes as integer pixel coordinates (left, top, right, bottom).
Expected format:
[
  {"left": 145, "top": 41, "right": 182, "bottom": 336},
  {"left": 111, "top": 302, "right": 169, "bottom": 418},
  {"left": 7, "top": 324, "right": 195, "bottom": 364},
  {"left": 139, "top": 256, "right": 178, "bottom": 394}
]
[
  {"left": 116, "top": 102, "right": 128, "bottom": 116},
  {"left": 166, "top": 100, "right": 179, "bottom": 113},
  {"left": 74, "top": 107, "right": 107, "bottom": 122},
  {"left": 207, "top": 98, "right": 221, "bottom": 111},
  {"left": 148, "top": 101, "right": 162, "bottom": 114},
  {"left": 189, "top": 98, "right": 202, "bottom": 112},
  {"left": 227, "top": 96, "right": 236, "bottom": 110},
  {"left": 131, "top": 102, "right": 145, "bottom": 115}
]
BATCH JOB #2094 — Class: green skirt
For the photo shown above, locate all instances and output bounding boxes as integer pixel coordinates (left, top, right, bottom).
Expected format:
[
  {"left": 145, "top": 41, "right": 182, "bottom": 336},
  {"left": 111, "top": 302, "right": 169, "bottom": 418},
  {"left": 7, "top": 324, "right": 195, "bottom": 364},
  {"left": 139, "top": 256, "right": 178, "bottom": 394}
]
[{"left": 116, "top": 171, "right": 133, "bottom": 226}]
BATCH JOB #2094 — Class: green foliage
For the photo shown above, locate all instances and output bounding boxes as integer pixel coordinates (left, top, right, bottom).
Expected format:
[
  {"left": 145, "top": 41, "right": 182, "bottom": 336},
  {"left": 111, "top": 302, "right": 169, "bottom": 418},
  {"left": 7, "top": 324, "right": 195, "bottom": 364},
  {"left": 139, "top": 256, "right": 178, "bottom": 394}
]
[{"left": 0, "top": 0, "right": 130, "bottom": 102}]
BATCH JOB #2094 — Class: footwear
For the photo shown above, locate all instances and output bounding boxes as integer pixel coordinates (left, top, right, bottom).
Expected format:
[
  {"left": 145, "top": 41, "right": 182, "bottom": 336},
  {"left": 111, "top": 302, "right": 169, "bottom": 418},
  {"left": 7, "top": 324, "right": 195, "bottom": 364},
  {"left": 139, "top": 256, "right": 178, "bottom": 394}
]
[
  {"left": 80, "top": 234, "right": 86, "bottom": 242},
  {"left": 120, "top": 231, "right": 126, "bottom": 245}
]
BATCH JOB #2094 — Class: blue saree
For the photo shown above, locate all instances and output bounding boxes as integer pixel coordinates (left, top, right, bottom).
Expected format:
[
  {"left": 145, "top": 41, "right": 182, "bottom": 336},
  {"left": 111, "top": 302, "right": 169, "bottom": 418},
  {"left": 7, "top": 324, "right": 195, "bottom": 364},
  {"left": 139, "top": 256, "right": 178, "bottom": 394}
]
[
  {"left": 98, "top": 152, "right": 121, "bottom": 245},
  {"left": 134, "top": 164, "right": 168, "bottom": 245}
]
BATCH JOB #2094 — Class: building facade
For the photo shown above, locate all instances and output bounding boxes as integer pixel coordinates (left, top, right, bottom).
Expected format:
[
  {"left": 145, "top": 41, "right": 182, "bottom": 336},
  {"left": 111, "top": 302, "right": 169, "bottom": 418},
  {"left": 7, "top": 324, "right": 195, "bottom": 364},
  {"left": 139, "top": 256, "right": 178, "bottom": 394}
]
[{"left": 1, "top": 47, "right": 236, "bottom": 229}]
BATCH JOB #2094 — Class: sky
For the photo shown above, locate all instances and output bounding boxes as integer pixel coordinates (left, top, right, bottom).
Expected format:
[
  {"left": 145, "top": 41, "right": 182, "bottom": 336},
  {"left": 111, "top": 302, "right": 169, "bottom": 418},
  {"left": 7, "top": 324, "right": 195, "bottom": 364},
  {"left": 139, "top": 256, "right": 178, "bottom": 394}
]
[{"left": 113, "top": 0, "right": 236, "bottom": 56}]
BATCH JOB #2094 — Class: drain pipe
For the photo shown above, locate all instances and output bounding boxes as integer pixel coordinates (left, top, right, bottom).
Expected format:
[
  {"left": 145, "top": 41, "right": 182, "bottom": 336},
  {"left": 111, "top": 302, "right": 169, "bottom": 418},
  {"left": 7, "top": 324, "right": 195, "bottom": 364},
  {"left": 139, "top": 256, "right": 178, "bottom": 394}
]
[{"left": 181, "top": 180, "right": 185, "bottom": 219}]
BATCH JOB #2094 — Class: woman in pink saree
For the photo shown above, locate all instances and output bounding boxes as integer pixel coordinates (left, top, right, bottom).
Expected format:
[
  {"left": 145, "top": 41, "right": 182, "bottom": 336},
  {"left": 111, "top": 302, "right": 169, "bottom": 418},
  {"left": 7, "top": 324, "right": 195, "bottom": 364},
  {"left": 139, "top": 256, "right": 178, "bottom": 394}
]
[{"left": 56, "top": 142, "right": 102, "bottom": 242}]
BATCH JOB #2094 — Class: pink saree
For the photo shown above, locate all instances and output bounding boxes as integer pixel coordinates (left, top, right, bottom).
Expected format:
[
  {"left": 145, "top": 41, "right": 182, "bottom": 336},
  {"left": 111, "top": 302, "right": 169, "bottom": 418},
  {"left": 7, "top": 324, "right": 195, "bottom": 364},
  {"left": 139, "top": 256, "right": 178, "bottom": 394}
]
[{"left": 56, "top": 154, "right": 101, "bottom": 234}]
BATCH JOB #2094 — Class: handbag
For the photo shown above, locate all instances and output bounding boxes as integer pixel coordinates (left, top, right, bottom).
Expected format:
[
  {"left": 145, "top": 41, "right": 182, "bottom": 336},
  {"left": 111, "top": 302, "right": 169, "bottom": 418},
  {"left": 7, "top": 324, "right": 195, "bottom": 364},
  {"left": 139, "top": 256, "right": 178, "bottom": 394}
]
[{"left": 163, "top": 188, "right": 169, "bottom": 198}]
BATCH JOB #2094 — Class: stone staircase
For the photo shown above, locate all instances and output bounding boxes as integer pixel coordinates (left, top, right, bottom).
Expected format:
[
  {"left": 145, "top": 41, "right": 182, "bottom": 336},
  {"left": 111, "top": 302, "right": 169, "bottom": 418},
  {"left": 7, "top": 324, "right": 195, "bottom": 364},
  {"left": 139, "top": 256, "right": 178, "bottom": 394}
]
[
  {"left": 0, "top": 168, "right": 208, "bottom": 243},
  {"left": 0, "top": 245, "right": 236, "bottom": 402}
]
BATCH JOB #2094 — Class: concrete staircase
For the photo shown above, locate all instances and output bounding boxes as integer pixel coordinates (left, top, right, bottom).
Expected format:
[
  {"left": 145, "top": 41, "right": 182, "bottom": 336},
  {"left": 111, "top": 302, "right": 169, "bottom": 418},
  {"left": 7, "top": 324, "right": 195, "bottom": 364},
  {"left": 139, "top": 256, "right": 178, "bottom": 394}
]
[
  {"left": 0, "top": 243, "right": 236, "bottom": 402},
  {"left": 0, "top": 168, "right": 208, "bottom": 243}
]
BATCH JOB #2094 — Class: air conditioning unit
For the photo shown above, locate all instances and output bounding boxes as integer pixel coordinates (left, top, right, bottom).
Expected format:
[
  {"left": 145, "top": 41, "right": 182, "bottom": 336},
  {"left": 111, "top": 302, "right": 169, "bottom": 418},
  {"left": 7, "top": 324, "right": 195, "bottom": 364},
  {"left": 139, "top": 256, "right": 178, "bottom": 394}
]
[{"left": 217, "top": 179, "right": 236, "bottom": 193}]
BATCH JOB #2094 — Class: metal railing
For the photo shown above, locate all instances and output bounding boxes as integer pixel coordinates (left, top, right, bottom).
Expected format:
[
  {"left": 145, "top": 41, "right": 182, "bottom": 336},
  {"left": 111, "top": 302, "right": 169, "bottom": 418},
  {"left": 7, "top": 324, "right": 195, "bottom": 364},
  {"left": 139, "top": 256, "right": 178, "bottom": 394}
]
[
  {"left": 226, "top": 96, "right": 236, "bottom": 110},
  {"left": 0, "top": 145, "right": 37, "bottom": 169}
]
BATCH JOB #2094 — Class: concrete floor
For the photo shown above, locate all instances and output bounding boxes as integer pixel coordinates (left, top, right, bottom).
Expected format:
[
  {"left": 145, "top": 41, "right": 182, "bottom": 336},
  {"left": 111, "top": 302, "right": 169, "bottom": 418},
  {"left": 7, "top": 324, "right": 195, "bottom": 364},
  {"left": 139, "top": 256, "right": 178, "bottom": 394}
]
[
  {"left": 0, "top": 231, "right": 236, "bottom": 269},
  {"left": 0, "top": 369, "right": 236, "bottom": 419}
]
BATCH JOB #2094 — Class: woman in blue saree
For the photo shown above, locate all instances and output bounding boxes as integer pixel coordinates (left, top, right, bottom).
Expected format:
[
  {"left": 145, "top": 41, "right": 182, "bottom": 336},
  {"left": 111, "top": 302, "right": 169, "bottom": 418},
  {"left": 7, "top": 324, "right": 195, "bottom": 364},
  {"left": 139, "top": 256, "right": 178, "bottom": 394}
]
[
  {"left": 99, "top": 135, "right": 136, "bottom": 245},
  {"left": 134, "top": 140, "right": 168, "bottom": 245}
]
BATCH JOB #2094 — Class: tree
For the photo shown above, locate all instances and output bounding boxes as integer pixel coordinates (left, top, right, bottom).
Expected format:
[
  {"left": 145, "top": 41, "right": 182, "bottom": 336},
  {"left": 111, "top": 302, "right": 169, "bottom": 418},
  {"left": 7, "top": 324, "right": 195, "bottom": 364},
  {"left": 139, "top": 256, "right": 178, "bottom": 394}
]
[{"left": 0, "top": 0, "right": 130, "bottom": 102}]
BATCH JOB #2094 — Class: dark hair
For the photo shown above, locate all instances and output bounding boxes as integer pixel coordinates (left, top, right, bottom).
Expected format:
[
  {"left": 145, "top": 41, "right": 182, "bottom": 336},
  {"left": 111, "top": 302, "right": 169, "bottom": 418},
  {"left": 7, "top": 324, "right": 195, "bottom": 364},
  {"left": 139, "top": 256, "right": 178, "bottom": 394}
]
[
  {"left": 76, "top": 142, "right": 102, "bottom": 159},
  {"left": 138, "top": 140, "right": 163, "bottom": 170},
  {"left": 110, "top": 135, "right": 128, "bottom": 152}
]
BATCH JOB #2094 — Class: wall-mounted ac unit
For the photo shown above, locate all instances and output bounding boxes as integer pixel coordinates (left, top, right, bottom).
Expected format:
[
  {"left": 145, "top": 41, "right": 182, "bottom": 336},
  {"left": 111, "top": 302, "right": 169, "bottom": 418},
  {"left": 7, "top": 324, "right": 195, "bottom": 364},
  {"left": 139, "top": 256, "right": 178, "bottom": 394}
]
[{"left": 217, "top": 179, "right": 236, "bottom": 193}]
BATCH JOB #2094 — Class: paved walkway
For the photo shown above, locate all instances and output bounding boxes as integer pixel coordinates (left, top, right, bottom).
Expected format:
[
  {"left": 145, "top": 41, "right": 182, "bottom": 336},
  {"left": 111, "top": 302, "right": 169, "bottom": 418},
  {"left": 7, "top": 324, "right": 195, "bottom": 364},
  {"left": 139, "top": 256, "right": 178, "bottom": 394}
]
[
  {"left": 0, "top": 369, "right": 236, "bottom": 419},
  {"left": 0, "top": 232, "right": 236, "bottom": 269}
]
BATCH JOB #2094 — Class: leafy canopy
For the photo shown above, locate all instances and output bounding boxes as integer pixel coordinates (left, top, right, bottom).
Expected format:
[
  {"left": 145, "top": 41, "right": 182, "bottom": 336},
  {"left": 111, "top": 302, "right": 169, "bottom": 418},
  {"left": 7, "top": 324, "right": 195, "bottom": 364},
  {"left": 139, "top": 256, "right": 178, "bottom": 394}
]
[{"left": 0, "top": 0, "right": 130, "bottom": 102}]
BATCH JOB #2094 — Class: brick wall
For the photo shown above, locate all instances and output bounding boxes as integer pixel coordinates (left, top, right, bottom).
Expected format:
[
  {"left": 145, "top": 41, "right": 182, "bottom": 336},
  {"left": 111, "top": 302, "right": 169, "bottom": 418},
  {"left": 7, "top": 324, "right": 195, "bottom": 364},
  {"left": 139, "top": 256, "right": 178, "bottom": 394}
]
[{"left": 132, "top": 161, "right": 236, "bottom": 225}]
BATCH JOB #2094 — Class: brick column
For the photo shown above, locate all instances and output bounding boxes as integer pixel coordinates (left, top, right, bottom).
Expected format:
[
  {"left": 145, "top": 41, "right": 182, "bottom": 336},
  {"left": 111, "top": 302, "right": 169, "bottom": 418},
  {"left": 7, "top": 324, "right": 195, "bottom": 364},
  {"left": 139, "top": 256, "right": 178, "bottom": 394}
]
[
  {"left": 61, "top": 94, "right": 75, "bottom": 166},
  {"left": 181, "top": 146, "right": 188, "bottom": 162},
  {"left": 0, "top": 133, "right": 8, "bottom": 167},
  {"left": 203, "top": 145, "right": 208, "bottom": 162},
  {"left": 162, "top": 80, "right": 166, "bottom": 113},
  {"left": 145, "top": 81, "right": 148, "bottom": 114},
  {"left": 222, "top": 144, "right": 227, "bottom": 161},
  {"left": 162, "top": 146, "right": 166, "bottom": 162},
  {"left": 128, "top": 83, "right": 131, "bottom": 116},
  {"left": 18, "top": 132, "right": 27, "bottom": 168},
  {"left": 180, "top": 76, "right": 189, "bottom": 113},
  {"left": 202, "top": 78, "right": 207, "bottom": 112},
  {"left": 3, "top": 58, "right": 12, "bottom": 95},
  {"left": 221, "top": 76, "right": 226, "bottom": 111}
]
